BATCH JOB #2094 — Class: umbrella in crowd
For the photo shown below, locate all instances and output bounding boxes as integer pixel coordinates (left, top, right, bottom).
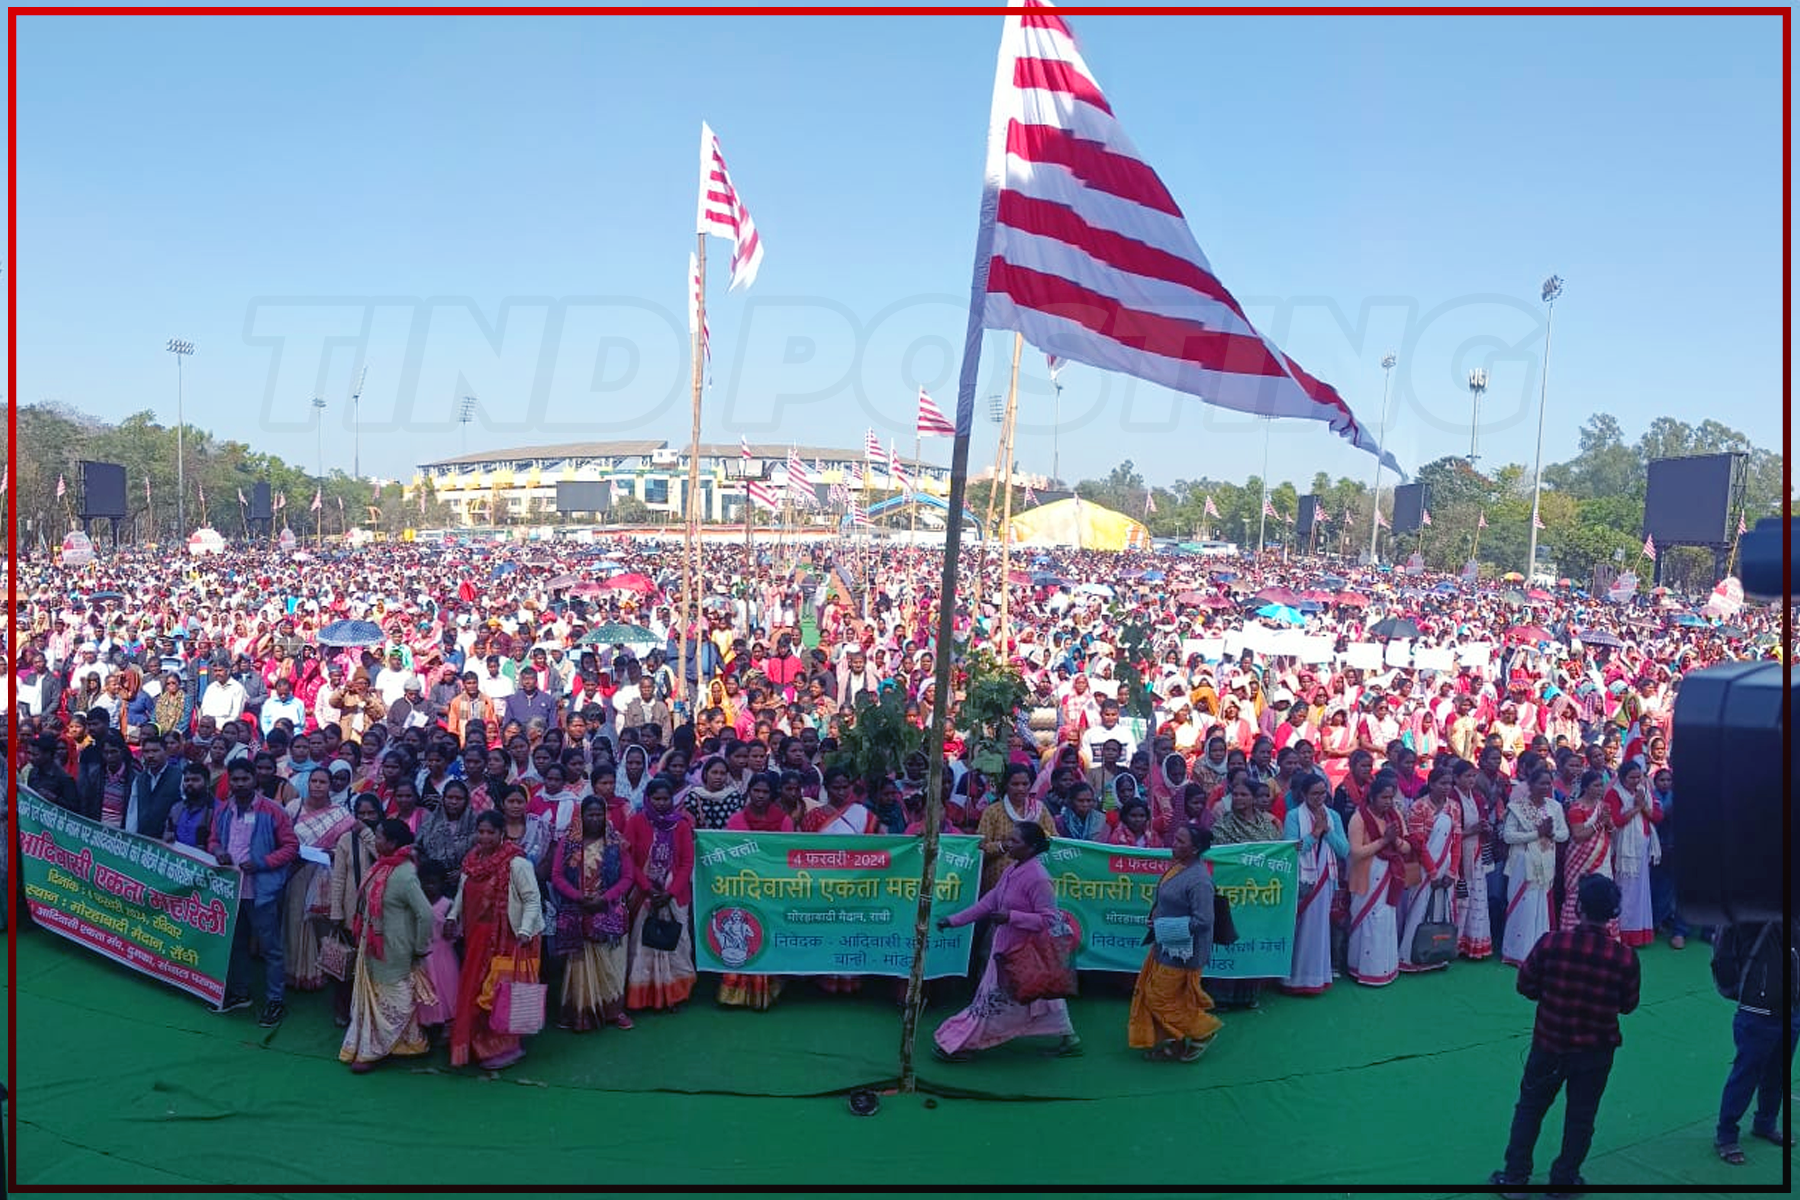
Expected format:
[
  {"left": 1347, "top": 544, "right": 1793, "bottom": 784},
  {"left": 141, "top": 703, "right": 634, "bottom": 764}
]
[
  {"left": 601, "top": 573, "right": 657, "bottom": 595},
  {"left": 1334, "top": 591, "right": 1369, "bottom": 608},
  {"left": 1501, "top": 571, "right": 1525, "bottom": 582},
  {"left": 317, "top": 619, "right": 384, "bottom": 647},
  {"left": 86, "top": 591, "right": 125, "bottom": 604},
  {"left": 1031, "top": 572, "right": 1067, "bottom": 587},
  {"left": 580, "top": 622, "right": 661, "bottom": 652},
  {"left": 1256, "top": 604, "right": 1305, "bottom": 625},
  {"left": 1368, "top": 616, "right": 1423, "bottom": 640},
  {"left": 1174, "top": 590, "right": 1206, "bottom": 605},
  {"left": 1504, "top": 625, "right": 1554, "bottom": 645},
  {"left": 1673, "top": 613, "right": 1708, "bottom": 628},
  {"left": 1576, "top": 628, "right": 1625, "bottom": 649},
  {"left": 546, "top": 573, "right": 580, "bottom": 590}
]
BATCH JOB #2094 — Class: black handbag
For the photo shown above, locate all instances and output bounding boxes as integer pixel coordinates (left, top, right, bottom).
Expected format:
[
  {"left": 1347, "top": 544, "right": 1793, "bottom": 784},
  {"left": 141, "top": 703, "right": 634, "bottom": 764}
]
[
  {"left": 1212, "top": 891, "right": 1238, "bottom": 947},
  {"left": 642, "top": 900, "right": 684, "bottom": 953},
  {"left": 1409, "top": 886, "right": 1457, "bottom": 967}
]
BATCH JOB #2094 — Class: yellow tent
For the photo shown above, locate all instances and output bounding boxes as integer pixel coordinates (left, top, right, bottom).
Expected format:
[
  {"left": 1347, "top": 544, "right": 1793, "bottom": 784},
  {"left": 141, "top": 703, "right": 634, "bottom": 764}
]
[{"left": 1005, "top": 497, "right": 1149, "bottom": 551}]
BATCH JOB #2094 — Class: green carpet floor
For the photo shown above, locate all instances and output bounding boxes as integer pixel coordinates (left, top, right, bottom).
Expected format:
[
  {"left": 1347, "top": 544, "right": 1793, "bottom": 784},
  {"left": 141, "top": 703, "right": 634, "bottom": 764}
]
[{"left": 4, "top": 927, "right": 1789, "bottom": 1193}]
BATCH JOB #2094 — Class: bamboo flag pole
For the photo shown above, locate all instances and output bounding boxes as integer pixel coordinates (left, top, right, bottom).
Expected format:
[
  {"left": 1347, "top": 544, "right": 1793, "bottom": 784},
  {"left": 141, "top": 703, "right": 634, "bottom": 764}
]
[
  {"left": 679, "top": 233, "right": 706, "bottom": 712},
  {"left": 995, "top": 334, "right": 1023, "bottom": 653}
]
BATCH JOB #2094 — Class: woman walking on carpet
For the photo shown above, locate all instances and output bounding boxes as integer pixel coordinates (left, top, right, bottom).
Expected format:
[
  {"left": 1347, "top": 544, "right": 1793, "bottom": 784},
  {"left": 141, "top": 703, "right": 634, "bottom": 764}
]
[
  {"left": 932, "top": 822, "right": 1081, "bottom": 1062},
  {"left": 1128, "top": 822, "right": 1223, "bottom": 1061},
  {"left": 447, "top": 810, "right": 545, "bottom": 1070},
  {"left": 339, "top": 819, "right": 436, "bottom": 1073}
]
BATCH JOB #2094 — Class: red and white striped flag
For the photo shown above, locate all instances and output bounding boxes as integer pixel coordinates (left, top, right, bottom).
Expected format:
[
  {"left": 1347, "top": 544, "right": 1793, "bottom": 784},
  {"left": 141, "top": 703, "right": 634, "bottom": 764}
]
[
  {"left": 785, "top": 449, "right": 812, "bottom": 490},
  {"left": 865, "top": 429, "right": 888, "bottom": 467},
  {"left": 337, "top": 494, "right": 345, "bottom": 512},
  {"left": 1203, "top": 494, "right": 1220, "bottom": 520},
  {"left": 829, "top": 477, "right": 850, "bottom": 505},
  {"left": 1642, "top": 534, "right": 1656, "bottom": 561},
  {"left": 1024, "top": 482, "right": 1039, "bottom": 506},
  {"left": 967, "top": 0, "right": 1399, "bottom": 471},
  {"left": 1046, "top": 353, "right": 1063, "bottom": 382},
  {"left": 1144, "top": 490, "right": 1156, "bottom": 516},
  {"left": 846, "top": 464, "right": 864, "bottom": 492},
  {"left": 1262, "top": 498, "right": 1278, "bottom": 520},
  {"left": 1421, "top": 508, "right": 1432, "bottom": 527},
  {"left": 1738, "top": 512, "right": 1747, "bottom": 536},
  {"left": 1477, "top": 511, "right": 1488, "bottom": 530},
  {"left": 311, "top": 488, "right": 323, "bottom": 512},
  {"left": 275, "top": 492, "right": 286, "bottom": 512},
  {"left": 1375, "top": 509, "right": 1389, "bottom": 530},
  {"left": 689, "top": 251, "right": 711, "bottom": 368},
  {"left": 1533, "top": 512, "right": 1546, "bottom": 530},
  {"left": 916, "top": 387, "right": 956, "bottom": 438},
  {"left": 740, "top": 435, "right": 752, "bottom": 466},
  {"left": 237, "top": 487, "right": 247, "bottom": 506},
  {"left": 1311, "top": 499, "right": 1326, "bottom": 525},
  {"left": 56, "top": 473, "right": 66, "bottom": 499},
  {"left": 848, "top": 497, "right": 871, "bottom": 526},
  {"left": 697, "top": 122, "right": 764, "bottom": 290},
  {"left": 745, "top": 479, "right": 780, "bottom": 512},
  {"left": 889, "top": 441, "right": 911, "bottom": 493}
]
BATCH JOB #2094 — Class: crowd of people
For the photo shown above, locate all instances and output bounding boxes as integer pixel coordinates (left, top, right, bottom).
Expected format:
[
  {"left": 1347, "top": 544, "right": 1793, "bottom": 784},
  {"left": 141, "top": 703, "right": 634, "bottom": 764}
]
[{"left": 3, "top": 535, "right": 1776, "bottom": 1084}]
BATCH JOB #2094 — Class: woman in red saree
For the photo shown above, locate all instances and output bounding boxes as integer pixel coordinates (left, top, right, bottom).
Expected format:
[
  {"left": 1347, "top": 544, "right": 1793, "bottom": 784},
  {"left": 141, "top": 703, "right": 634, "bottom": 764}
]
[
  {"left": 717, "top": 772, "right": 791, "bottom": 1011},
  {"left": 1561, "top": 769, "right": 1619, "bottom": 938},
  {"left": 447, "top": 810, "right": 545, "bottom": 1070}
]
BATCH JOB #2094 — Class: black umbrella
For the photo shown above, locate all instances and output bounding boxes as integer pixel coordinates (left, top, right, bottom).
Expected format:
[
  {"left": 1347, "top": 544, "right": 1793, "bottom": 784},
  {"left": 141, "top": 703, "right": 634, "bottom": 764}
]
[
  {"left": 1575, "top": 628, "right": 1624, "bottom": 649},
  {"left": 1368, "top": 616, "right": 1422, "bottom": 640},
  {"left": 86, "top": 591, "right": 125, "bottom": 605}
]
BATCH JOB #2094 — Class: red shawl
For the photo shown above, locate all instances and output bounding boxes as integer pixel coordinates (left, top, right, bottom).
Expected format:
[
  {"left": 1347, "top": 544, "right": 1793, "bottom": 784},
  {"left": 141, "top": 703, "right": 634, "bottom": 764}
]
[
  {"left": 353, "top": 846, "right": 415, "bottom": 961},
  {"left": 1356, "top": 804, "right": 1407, "bottom": 908}
]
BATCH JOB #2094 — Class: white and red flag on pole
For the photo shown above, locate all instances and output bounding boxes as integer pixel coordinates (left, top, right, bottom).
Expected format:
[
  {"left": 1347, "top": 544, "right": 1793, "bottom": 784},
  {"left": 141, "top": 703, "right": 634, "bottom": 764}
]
[
  {"left": 56, "top": 474, "right": 66, "bottom": 499},
  {"left": 1421, "top": 508, "right": 1432, "bottom": 527},
  {"left": 864, "top": 429, "right": 888, "bottom": 467},
  {"left": 1375, "top": 509, "right": 1389, "bottom": 530},
  {"left": 1642, "top": 533, "right": 1656, "bottom": 560},
  {"left": 1738, "top": 512, "right": 1747, "bottom": 536},
  {"left": 689, "top": 252, "right": 711, "bottom": 369},
  {"left": 1024, "top": 482, "right": 1039, "bottom": 506},
  {"left": 1477, "top": 511, "right": 1488, "bottom": 530},
  {"left": 237, "top": 487, "right": 247, "bottom": 506},
  {"left": 197, "top": 483, "right": 206, "bottom": 514},
  {"left": 1533, "top": 512, "right": 1546, "bottom": 530},
  {"left": 848, "top": 497, "right": 871, "bottom": 526},
  {"left": 889, "top": 441, "right": 911, "bottom": 493},
  {"left": 311, "top": 488, "right": 323, "bottom": 512},
  {"left": 916, "top": 388, "right": 956, "bottom": 438},
  {"left": 1203, "top": 494, "right": 1220, "bottom": 520},
  {"left": 1144, "top": 490, "right": 1156, "bottom": 516},
  {"left": 1263, "top": 498, "right": 1278, "bottom": 520},
  {"left": 1045, "top": 353, "right": 1063, "bottom": 383},
  {"left": 740, "top": 435, "right": 752, "bottom": 465},
  {"left": 785, "top": 449, "right": 812, "bottom": 489},
  {"left": 698, "top": 122, "right": 764, "bottom": 291},
  {"left": 0, "top": 466, "right": 7, "bottom": 494},
  {"left": 962, "top": 0, "right": 1400, "bottom": 473},
  {"left": 746, "top": 479, "right": 780, "bottom": 512}
]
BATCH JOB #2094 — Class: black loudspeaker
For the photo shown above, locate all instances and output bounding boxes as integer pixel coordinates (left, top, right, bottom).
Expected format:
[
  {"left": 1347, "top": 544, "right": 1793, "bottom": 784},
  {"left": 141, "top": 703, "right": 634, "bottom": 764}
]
[
  {"left": 80, "top": 461, "right": 128, "bottom": 519},
  {"left": 250, "top": 482, "right": 274, "bottom": 522},
  {"left": 1390, "top": 482, "right": 1427, "bottom": 535},
  {"left": 1295, "top": 493, "right": 1318, "bottom": 537},
  {"left": 1671, "top": 662, "right": 1792, "bottom": 926}
]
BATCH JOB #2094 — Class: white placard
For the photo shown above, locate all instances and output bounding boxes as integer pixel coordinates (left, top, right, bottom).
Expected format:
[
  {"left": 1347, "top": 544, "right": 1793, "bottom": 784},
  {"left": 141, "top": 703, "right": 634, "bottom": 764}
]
[
  {"left": 1343, "top": 642, "right": 1384, "bottom": 670},
  {"left": 1294, "top": 635, "right": 1336, "bottom": 664},
  {"left": 1385, "top": 640, "right": 1414, "bottom": 667},
  {"left": 1413, "top": 648, "right": 1455, "bottom": 673},
  {"left": 1457, "top": 643, "right": 1494, "bottom": 669}
]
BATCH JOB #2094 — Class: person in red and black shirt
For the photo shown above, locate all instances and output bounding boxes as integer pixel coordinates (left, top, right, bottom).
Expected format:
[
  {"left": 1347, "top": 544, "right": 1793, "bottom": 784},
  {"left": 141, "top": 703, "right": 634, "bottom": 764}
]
[{"left": 1492, "top": 873, "right": 1640, "bottom": 1200}]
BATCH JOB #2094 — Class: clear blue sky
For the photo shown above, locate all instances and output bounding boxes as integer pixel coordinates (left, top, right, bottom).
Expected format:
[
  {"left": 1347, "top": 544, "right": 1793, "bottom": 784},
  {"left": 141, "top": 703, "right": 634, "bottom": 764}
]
[{"left": 11, "top": 9, "right": 1785, "bottom": 490}]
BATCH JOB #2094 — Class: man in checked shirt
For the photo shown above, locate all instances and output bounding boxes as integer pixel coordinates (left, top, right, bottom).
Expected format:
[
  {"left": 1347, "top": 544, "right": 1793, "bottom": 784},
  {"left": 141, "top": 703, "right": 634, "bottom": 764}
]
[{"left": 1491, "top": 874, "right": 1640, "bottom": 1199}]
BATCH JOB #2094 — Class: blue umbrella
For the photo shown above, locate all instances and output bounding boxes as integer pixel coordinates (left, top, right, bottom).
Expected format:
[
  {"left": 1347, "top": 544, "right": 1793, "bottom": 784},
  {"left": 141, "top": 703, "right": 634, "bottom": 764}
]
[
  {"left": 1296, "top": 599, "right": 1321, "bottom": 614},
  {"left": 1673, "top": 613, "right": 1707, "bottom": 627},
  {"left": 1140, "top": 569, "right": 1166, "bottom": 582},
  {"left": 317, "top": 619, "right": 384, "bottom": 648},
  {"left": 1256, "top": 603, "right": 1304, "bottom": 625},
  {"left": 1032, "top": 572, "right": 1068, "bottom": 587},
  {"left": 490, "top": 561, "right": 520, "bottom": 578}
]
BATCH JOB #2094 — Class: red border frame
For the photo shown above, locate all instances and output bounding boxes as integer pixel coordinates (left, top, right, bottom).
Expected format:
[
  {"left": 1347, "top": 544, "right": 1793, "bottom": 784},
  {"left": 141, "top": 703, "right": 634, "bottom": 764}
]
[{"left": 6, "top": 5, "right": 1792, "bottom": 1195}]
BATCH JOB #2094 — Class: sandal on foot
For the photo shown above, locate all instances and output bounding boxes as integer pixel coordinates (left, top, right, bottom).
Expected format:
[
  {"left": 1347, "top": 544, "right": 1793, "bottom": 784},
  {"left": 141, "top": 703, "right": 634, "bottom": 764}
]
[
  {"left": 1751, "top": 1128, "right": 1795, "bottom": 1149},
  {"left": 932, "top": 1045, "right": 973, "bottom": 1063},
  {"left": 1716, "top": 1142, "right": 1747, "bottom": 1165},
  {"left": 1176, "top": 1035, "right": 1215, "bottom": 1063},
  {"left": 1043, "top": 1036, "right": 1084, "bottom": 1058}
]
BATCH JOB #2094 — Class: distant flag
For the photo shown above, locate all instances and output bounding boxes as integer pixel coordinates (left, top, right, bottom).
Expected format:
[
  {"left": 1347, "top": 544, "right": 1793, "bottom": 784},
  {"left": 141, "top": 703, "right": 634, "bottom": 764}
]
[
  {"left": 0, "top": 466, "right": 7, "bottom": 494},
  {"left": 311, "top": 488, "right": 323, "bottom": 512},
  {"left": 697, "top": 122, "right": 764, "bottom": 290},
  {"left": 337, "top": 495, "right": 345, "bottom": 512},
  {"left": 1263, "top": 498, "right": 1278, "bottom": 520},
  {"left": 740, "top": 435, "right": 752, "bottom": 465},
  {"left": 56, "top": 473, "right": 66, "bottom": 500},
  {"left": 1533, "top": 512, "right": 1545, "bottom": 530},
  {"left": 785, "top": 449, "right": 812, "bottom": 489},
  {"left": 1477, "top": 511, "right": 1489, "bottom": 530},
  {"left": 1046, "top": 353, "right": 1063, "bottom": 383},
  {"left": 197, "top": 483, "right": 206, "bottom": 513},
  {"left": 829, "top": 478, "right": 850, "bottom": 505},
  {"left": 1421, "top": 508, "right": 1432, "bottom": 527},
  {"left": 1144, "top": 491, "right": 1157, "bottom": 516},
  {"left": 689, "top": 251, "right": 711, "bottom": 370},
  {"left": 865, "top": 429, "right": 888, "bottom": 467},
  {"left": 237, "top": 487, "right": 247, "bottom": 507},
  {"left": 1024, "top": 482, "right": 1038, "bottom": 507},
  {"left": 143, "top": 476, "right": 150, "bottom": 505},
  {"left": 1375, "top": 509, "right": 1389, "bottom": 530},
  {"left": 745, "top": 479, "right": 780, "bottom": 512},
  {"left": 966, "top": 0, "right": 1400, "bottom": 473},
  {"left": 916, "top": 387, "right": 956, "bottom": 438},
  {"left": 1203, "top": 494, "right": 1220, "bottom": 520},
  {"left": 889, "top": 441, "right": 911, "bottom": 493},
  {"left": 1642, "top": 533, "right": 1656, "bottom": 561},
  {"left": 1313, "top": 500, "right": 1328, "bottom": 524},
  {"left": 848, "top": 496, "right": 871, "bottom": 526},
  {"left": 1738, "top": 511, "right": 1747, "bottom": 536},
  {"left": 419, "top": 485, "right": 427, "bottom": 514}
]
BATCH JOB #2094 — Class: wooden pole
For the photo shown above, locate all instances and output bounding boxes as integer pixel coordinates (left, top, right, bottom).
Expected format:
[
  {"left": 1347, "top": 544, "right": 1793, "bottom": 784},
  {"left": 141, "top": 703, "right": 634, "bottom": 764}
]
[
  {"left": 679, "top": 233, "right": 706, "bottom": 713},
  {"left": 909, "top": 434, "right": 920, "bottom": 544},
  {"left": 996, "top": 334, "right": 1023, "bottom": 655}
]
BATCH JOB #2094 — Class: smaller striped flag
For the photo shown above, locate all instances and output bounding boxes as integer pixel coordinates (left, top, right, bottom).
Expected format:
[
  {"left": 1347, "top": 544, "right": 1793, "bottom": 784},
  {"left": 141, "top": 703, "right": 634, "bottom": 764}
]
[
  {"left": 1375, "top": 509, "right": 1389, "bottom": 530},
  {"left": 1263, "top": 498, "right": 1278, "bottom": 520},
  {"left": 865, "top": 429, "right": 887, "bottom": 466},
  {"left": 0, "top": 466, "right": 7, "bottom": 494},
  {"left": 1024, "top": 482, "right": 1038, "bottom": 507},
  {"left": 1203, "top": 494, "right": 1220, "bottom": 520},
  {"left": 916, "top": 388, "right": 955, "bottom": 438},
  {"left": 1144, "top": 491, "right": 1157, "bottom": 516},
  {"left": 198, "top": 483, "right": 206, "bottom": 513},
  {"left": 1642, "top": 534, "right": 1656, "bottom": 561},
  {"left": 1313, "top": 500, "right": 1328, "bottom": 525},
  {"left": 56, "top": 474, "right": 66, "bottom": 499},
  {"left": 1533, "top": 512, "right": 1546, "bottom": 530},
  {"left": 1046, "top": 353, "right": 1062, "bottom": 383},
  {"left": 740, "top": 436, "right": 752, "bottom": 465},
  {"left": 828, "top": 478, "right": 850, "bottom": 505},
  {"left": 1421, "top": 509, "right": 1432, "bottom": 527},
  {"left": 237, "top": 487, "right": 247, "bottom": 506},
  {"left": 1477, "top": 512, "right": 1488, "bottom": 530},
  {"left": 848, "top": 496, "right": 870, "bottom": 526},
  {"left": 889, "top": 441, "right": 911, "bottom": 493},
  {"left": 311, "top": 488, "right": 323, "bottom": 512},
  {"left": 1738, "top": 512, "right": 1747, "bottom": 536}
]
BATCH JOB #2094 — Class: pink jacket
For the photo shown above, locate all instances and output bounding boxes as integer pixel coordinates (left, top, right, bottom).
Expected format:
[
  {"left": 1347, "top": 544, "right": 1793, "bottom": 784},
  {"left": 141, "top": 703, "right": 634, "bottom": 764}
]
[{"left": 946, "top": 855, "right": 1057, "bottom": 955}]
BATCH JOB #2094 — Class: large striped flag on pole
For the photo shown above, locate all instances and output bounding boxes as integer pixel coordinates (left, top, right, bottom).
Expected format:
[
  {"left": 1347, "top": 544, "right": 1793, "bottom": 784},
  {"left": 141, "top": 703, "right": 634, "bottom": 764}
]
[
  {"left": 864, "top": 429, "right": 888, "bottom": 468},
  {"left": 1203, "top": 494, "right": 1220, "bottom": 520},
  {"left": 1421, "top": 508, "right": 1432, "bottom": 527},
  {"left": 957, "top": 0, "right": 1399, "bottom": 476},
  {"left": 1738, "top": 511, "right": 1747, "bottom": 536},
  {"left": 916, "top": 387, "right": 956, "bottom": 438},
  {"left": 745, "top": 480, "right": 781, "bottom": 512},
  {"left": 1262, "top": 498, "right": 1278, "bottom": 520},
  {"left": 1642, "top": 533, "right": 1657, "bottom": 561},
  {"left": 697, "top": 122, "right": 764, "bottom": 290},
  {"left": 889, "top": 441, "right": 912, "bottom": 494}
]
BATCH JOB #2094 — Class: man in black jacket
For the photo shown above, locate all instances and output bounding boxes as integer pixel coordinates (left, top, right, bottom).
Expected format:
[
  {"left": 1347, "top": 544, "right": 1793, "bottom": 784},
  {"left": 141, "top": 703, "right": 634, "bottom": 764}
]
[
  {"left": 127, "top": 735, "right": 184, "bottom": 840},
  {"left": 1713, "top": 919, "right": 1799, "bottom": 1165}
]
